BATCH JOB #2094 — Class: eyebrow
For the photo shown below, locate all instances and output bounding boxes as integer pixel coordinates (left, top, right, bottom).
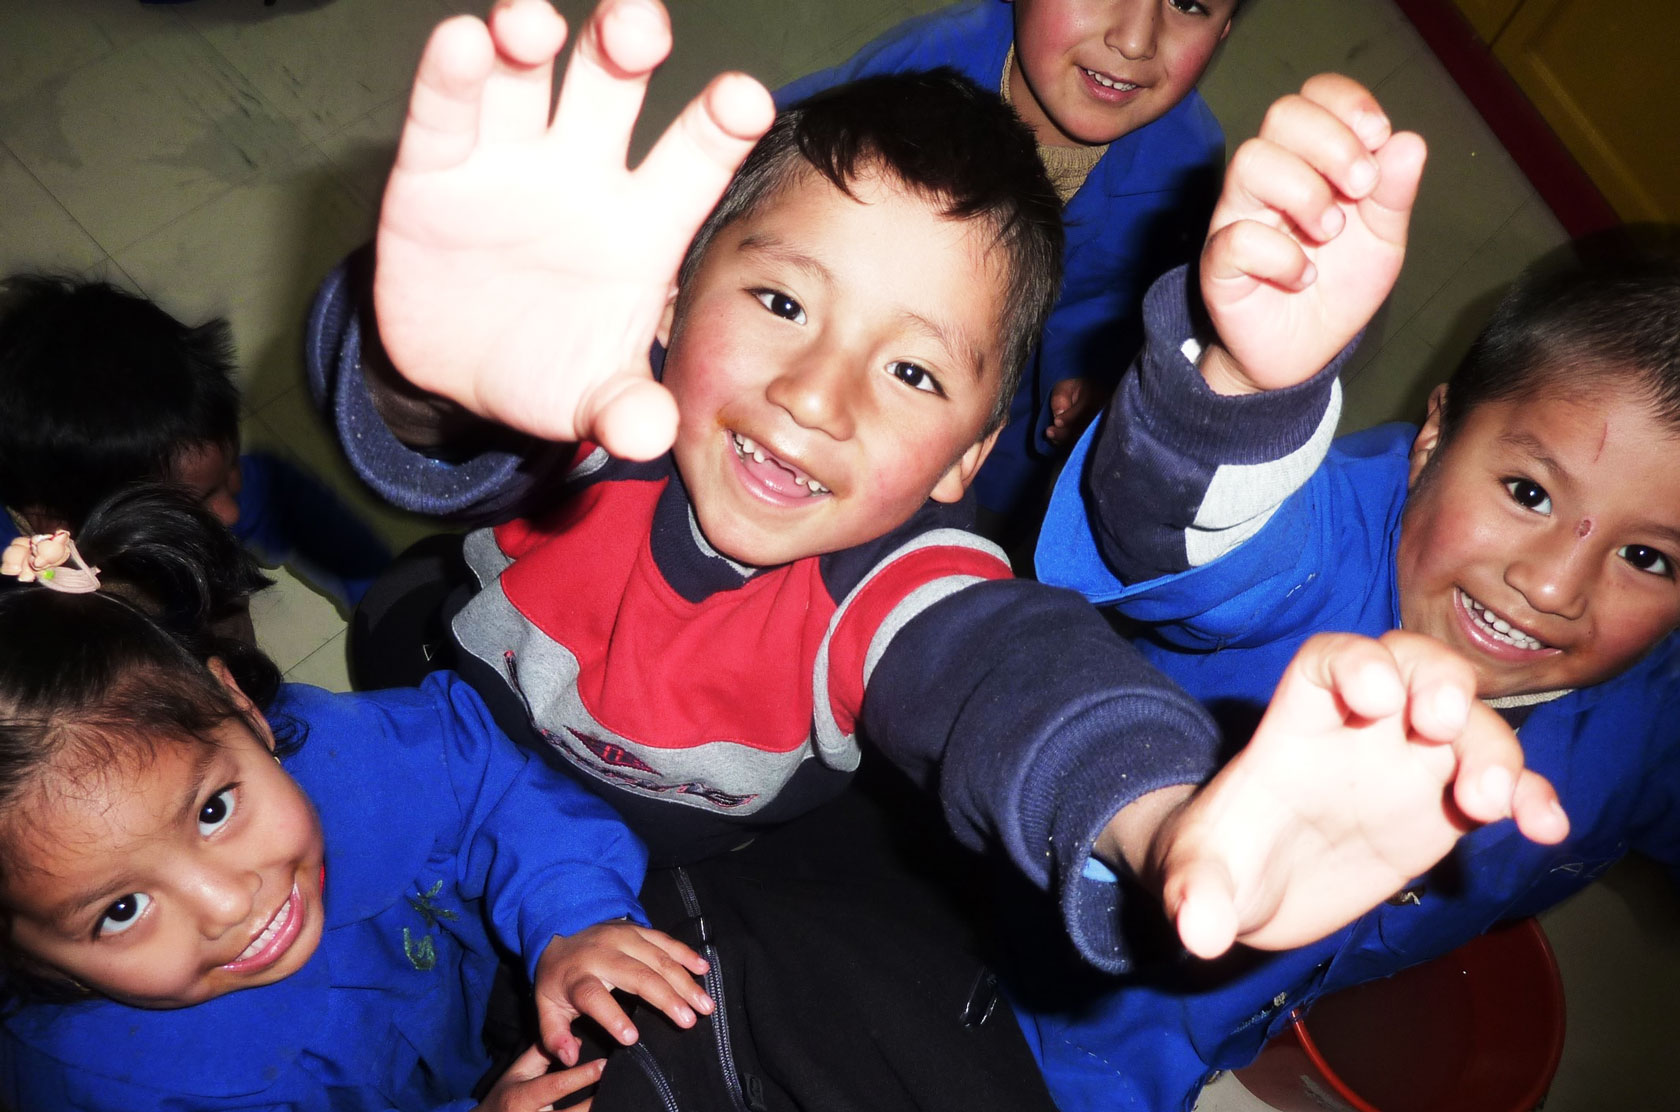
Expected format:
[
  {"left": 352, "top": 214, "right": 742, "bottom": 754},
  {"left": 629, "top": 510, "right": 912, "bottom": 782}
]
[
  {"left": 736, "top": 235, "right": 989, "bottom": 382},
  {"left": 1497, "top": 430, "right": 1680, "bottom": 549},
  {"left": 44, "top": 746, "right": 219, "bottom": 929}
]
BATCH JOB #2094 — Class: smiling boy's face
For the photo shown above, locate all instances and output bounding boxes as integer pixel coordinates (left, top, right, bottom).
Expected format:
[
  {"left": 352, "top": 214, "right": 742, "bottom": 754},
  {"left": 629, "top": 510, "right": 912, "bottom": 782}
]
[
  {"left": 1398, "top": 379, "right": 1680, "bottom": 699},
  {"left": 658, "top": 167, "right": 1009, "bottom": 568},
  {"left": 1007, "top": 0, "right": 1236, "bottom": 148}
]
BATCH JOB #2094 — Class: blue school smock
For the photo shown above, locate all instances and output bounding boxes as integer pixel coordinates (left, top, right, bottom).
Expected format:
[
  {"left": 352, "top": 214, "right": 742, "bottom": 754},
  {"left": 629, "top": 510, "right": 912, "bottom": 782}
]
[
  {"left": 779, "top": 0, "right": 1225, "bottom": 518},
  {"left": 1030, "top": 353, "right": 1680, "bottom": 1108},
  {"left": 0, "top": 674, "right": 648, "bottom": 1112}
]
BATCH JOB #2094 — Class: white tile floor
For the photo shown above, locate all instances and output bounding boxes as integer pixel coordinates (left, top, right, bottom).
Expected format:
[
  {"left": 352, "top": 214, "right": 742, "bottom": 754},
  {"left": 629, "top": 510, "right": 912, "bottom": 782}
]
[{"left": 0, "top": 0, "right": 1672, "bottom": 1107}]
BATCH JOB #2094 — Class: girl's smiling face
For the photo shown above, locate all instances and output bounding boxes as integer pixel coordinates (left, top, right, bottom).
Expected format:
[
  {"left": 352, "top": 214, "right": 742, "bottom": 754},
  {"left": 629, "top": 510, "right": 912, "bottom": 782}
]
[{"left": 4, "top": 679, "right": 325, "bottom": 1009}]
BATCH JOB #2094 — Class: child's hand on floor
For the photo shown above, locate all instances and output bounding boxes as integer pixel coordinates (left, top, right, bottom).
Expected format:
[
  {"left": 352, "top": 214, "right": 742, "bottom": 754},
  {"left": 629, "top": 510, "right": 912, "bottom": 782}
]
[
  {"left": 374, "top": 0, "right": 774, "bottom": 459},
  {"left": 1197, "top": 73, "right": 1427, "bottom": 397},
  {"left": 1103, "top": 631, "right": 1569, "bottom": 960},
  {"left": 477, "top": 1050, "right": 604, "bottom": 1112},
  {"left": 533, "top": 921, "right": 714, "bottom": 1066}
]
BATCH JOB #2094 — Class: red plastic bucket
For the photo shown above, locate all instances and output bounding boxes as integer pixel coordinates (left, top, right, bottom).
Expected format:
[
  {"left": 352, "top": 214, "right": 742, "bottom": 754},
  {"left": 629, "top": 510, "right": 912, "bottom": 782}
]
[{"left": 1231, "top": 918, "right": 1565, "bottom": 1112}]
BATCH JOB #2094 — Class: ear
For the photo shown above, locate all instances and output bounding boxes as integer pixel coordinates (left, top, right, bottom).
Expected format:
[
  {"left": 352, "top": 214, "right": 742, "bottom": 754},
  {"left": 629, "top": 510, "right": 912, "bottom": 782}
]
[
  {"left": 207, "top": 657, "right": 278, "bottom": 753},
  {"left": 929, "top": 427, "right": 1002, "bottom": 504},
  {"left": 655, "top": 284, "right": 681, "bottom": 349},
  {"left": 1408, "top": 383, "right": 1449, "bottom": 487},
  {"left": 1219, "top": 18, "right": 1233, "bottom": 42}
]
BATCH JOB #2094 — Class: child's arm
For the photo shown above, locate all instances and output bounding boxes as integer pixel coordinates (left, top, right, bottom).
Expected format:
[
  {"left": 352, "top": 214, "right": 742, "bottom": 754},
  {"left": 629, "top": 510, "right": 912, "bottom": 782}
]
[
  {"left": 1100, "top": 630, "right": 1568, "bottom": 958},
  {"left": 1038, "top": 75, "right": 1423, "bottom": 599},
  {"left": 367, "top": 0, "right": 773, "bottom": 459}
]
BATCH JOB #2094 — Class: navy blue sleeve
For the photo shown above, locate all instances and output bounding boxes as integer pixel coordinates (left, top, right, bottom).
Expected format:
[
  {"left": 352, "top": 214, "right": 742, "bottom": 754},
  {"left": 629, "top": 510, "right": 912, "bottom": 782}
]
[
  {"left": 862, "top": 577, "right": 1221, "bottom": 972},
  {"left": 1067, "top": 266, "right": 1348, "bottom": 583},
  {"left": 304, "top": 252, "right": 567, "bottom": 522}
]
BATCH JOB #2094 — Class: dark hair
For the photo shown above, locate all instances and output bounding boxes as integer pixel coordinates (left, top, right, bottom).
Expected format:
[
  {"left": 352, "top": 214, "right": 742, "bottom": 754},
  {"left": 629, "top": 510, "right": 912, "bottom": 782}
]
[
  {"left": 677, "top": 69, "right": 1064, "bottom": 435},
  {"left": 0, "top": 276, "right": 241, "bottom": 529},
  {"left": 1439, "top": 245, "right": 1680, "bottom": 444},
  {"left": 0, "top": 486, "right": 280, "bottom": 1006}
]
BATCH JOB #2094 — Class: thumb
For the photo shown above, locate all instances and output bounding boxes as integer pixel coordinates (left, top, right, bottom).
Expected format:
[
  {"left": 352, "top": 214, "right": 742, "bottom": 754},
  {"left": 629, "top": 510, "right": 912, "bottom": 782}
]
[{"left": 1165, "top": 855, "right": 1242, "bottom": 960}]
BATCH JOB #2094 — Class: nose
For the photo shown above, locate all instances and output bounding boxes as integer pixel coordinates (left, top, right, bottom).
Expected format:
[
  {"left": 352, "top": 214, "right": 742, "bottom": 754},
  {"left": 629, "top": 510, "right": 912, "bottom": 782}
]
[
  {"left": 763, "top": 344, "right": 858, "bottom": 440},
  {"left": 1504, "top": 527, "right": 1592, "bottom": 621},
  {"left": 181, "top": 857, "right": 261, "bottom": 939},
  {"left": 1105, "top": 1, "right": 1159, "bottom": 61}
]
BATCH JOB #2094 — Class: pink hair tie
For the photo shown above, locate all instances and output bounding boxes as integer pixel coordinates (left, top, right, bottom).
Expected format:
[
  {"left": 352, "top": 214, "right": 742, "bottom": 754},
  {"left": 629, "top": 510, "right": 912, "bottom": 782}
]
[{"left": 1, "top": 530, "right": 101, "bottom": 594}]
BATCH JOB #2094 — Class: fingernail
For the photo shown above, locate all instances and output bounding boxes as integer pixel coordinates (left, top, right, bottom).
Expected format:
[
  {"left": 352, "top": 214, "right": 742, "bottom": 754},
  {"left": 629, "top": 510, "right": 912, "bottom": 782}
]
[
  {"left": 1353, "top": 110, "right": 1389, "bottom": 147},
  {"left": 1479, "top": 765, "right": 1513, "bottom": 811},
  {"left": 1348, "top": 158, "right": 1378, "bottom": 195}
]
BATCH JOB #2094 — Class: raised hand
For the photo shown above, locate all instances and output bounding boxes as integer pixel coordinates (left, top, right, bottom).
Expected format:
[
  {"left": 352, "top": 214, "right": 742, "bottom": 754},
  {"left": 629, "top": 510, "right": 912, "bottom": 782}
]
[
  {"left": 373, "top": 0, "right": 775, "bottom": 458},
  {"left": 533, "top": 921, "right": 714, "bottom": 1067},
  {"left": 1197, "top": 74, "right": 1427, "bottom": 396},
  {"left": 1138, "top": 631, "right": 1568, "bottom": 959}
]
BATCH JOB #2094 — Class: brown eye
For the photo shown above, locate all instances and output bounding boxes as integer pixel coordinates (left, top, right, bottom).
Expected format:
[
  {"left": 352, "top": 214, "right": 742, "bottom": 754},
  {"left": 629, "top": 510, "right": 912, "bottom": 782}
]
[
  {"left": 1619, "top": 544, "right": 1674, "bottom": 578},
  {"left": 97, "top": 892, "right": 151, "bottom": 938},
  {"left": 1502, "top": 478, "right": 1552, "bottom": 514}
]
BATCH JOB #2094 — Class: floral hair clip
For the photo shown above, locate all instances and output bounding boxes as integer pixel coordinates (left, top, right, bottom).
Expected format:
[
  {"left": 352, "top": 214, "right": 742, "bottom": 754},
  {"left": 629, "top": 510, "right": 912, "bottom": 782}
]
[{"left": 1, "top": 530, "right": 101, "bottom": 594}]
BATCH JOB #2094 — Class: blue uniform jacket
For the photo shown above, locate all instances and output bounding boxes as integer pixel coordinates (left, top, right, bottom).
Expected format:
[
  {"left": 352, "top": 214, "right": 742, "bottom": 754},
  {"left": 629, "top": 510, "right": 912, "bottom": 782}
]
[
  {"left": 1027, "top": 268, "right": 1680, "bottom": 1110},
  {"left": 1, "top": 675, "right": 649, "bottom": 1112},
  {"left": 779, "top": 0, "right": 1225, "bottom": 516}
]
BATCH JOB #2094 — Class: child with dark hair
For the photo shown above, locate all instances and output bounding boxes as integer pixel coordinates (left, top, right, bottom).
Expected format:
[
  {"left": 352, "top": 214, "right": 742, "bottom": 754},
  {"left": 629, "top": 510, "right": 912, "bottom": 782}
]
[
  {"left": 317, "top": 0, "right": 1567, "bottom": 985},
  {"left": 1034, "top": 73, "right": 1680, "bottom": 1111},
  {"left": 0, "top": 275, "right": 392, "bottom": 610},
  {"left": 779, "top": 0, "right": 1240, "bottom": 537},
  {"left": 0, "top": 486, "right": 714, "bottom": 1111}
]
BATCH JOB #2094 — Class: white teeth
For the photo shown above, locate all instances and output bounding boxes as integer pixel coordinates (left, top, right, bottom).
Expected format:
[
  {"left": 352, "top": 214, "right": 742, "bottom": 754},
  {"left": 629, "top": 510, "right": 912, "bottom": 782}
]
[
  {"left": 730, "top": 432, "right": 830, "bottom": 496},
  {"left": 1082, "top": 68, "right": 1138, "bottom": 91},
  {"left": 1464, "top": 594, "right": 1546, "bottom": 651},
  {"left": 235, "top": 893, "right": 291, "bottom": 961}
]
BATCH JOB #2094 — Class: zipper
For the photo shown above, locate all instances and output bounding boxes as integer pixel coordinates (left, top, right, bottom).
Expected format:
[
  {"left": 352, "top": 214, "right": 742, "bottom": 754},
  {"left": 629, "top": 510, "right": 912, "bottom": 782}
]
[
  {"left": 624, "top": 1042, "right": 682, "bottom": 1112},
  {"left": 675, "top": 866, "right": 754, "bottom": 1112}
]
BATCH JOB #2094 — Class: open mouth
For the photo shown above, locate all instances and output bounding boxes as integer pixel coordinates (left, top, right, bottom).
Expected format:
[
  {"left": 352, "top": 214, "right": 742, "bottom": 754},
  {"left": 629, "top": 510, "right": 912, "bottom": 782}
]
[
  {"left": 730, "top": 432, "right": 830, "bottom": 497},
  {"left": 1081, "top": 67, "right": 1139, "bottom": 92},
  {"left": 1459, "top": 589, "right": 1549, "bottom": 652},
  {"left": 221, "top": 882, "right": 303, "bottom": 974}
]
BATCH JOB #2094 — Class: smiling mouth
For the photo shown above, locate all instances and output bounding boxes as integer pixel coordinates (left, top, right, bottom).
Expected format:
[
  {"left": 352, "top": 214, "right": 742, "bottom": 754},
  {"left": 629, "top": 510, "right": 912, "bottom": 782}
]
[
  {"left": 221, "top": 883, "right": 302, "bottom": 973},
  {"left": 730, "top": 432, "right": 830, "bottom": 496},
  {"left": 1081, "top": 67, "right": 1139, "bottom": 92},
  {"left": 1459, "top": 589, "right": 1550, "bottom": 652}
]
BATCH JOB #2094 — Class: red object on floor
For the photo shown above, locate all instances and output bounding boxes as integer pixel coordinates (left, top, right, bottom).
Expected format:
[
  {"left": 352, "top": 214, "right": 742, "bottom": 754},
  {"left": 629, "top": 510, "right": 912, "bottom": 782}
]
[{"left": 1232, "top": 918, "right": 1566, "bottom": 1112}]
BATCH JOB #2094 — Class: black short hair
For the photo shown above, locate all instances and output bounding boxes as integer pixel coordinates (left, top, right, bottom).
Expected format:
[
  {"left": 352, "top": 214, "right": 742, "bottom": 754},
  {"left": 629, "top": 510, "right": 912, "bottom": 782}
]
[
  {"left": 0, "top": 276, "right": 241, "bottom": 528},
  {"left": 1440, "top": 242, "right": 1680, "bottom": 442},
  {"left": 678, "top": 69, "right": 1064, "bottom": 435}
]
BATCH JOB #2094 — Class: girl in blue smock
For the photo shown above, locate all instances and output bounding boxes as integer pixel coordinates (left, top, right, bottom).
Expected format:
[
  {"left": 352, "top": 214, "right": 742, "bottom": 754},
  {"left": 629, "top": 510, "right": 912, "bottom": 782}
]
[{"left": 0, "top": 488, "right": 714, "bottom": 1112}]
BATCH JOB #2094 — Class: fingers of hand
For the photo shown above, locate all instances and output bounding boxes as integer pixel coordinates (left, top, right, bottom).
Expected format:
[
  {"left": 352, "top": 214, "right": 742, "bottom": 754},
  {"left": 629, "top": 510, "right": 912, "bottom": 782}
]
[
  {"left": 1297, "top": 73, "right": 1393, "bottom": 155},
  {"left": 641, "top": 927, "right": 712, "bottom": 979},
  {"left": 584, "top": 376, "right": 680, "bottom": 461},
  {"left": 1356, "top": 129, "right": 1428, "bottom": 247},
  {"left": 523, "top": 1057, "right": 607, "bottom": 1109},
  {"left": 636, "top": 71, "right": 775, "bottom": 232},
  {"left": 1291, "top": 632, "right": 1404, "bottom": 725},
  {"left": 1203, "top": 217, "right": 1317, "bottom": 293},
  {"left": 1378, "top": 629, "right": 1476, "bottom": 741},
  {"left": 571, "top": 978, "right": 641, "bottom": 1046},
  {"left": 1166, "top": 857, "right": 1241, "bottom": 960},
  {"left": 397, "top": 15, "right": 497, "bottom": 173},
  {"left": 1446, "top": 702, "right": 1528, "bottom": 824},
  {"left": 505, "top": 1042, "right": 559, "bottom": 1084},
  {"left": 479, "top": 0, "right": 568, "bottom": 143},
  {"left": 552, "top": 0, "right": 673, "bottom": 164},
  {"left": 1511, "top": 770, "right": 1571, "bottom": 845}
]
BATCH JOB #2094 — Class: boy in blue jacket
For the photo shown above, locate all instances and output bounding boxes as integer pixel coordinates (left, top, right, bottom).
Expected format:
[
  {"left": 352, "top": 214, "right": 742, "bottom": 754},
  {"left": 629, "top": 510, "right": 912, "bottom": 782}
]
[
  {"left": 781, "top": 0, "right": 1236, "bottom": 534},
  {"left": 1035, "top": 72, "right": 1680, "bottom": 1110}
]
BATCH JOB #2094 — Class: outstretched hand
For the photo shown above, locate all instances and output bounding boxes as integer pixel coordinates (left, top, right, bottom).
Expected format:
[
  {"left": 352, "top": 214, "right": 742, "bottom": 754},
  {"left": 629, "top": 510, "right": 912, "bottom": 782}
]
[
  {"left": 1133, "top": 631, "right": 1568, "bottom": 959},
  {"left": 1198, "top": 74, "right": 1427, "bottom": 396},
  {"left": 533, "top": 921, "right": 714, "bottom": 1067},
  {"left": 374, "top": 0, "right": 775, "bottom": 458}
]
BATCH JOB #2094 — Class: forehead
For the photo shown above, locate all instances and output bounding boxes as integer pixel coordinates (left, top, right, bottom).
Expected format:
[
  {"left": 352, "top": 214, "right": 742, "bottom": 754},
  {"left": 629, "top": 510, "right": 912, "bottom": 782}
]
[{"left": 704, "top": 169, "right": 1011, "bottom": 359}]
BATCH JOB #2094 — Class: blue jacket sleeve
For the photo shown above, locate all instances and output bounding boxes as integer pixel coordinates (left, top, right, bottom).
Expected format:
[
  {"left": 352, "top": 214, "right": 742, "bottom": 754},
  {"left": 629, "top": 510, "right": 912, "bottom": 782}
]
[
  {"left": 861, "top": 577, "right": 1222, "bottom": 973},
  {"left": 305, "top": 251, "right": 568, "bottom": 522},
  {"left": 1038, "top": 265, "right": 1348, "bottom": 589},
  {"left": 421, "top": 674, "right": 650, "bottom": 983}
]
